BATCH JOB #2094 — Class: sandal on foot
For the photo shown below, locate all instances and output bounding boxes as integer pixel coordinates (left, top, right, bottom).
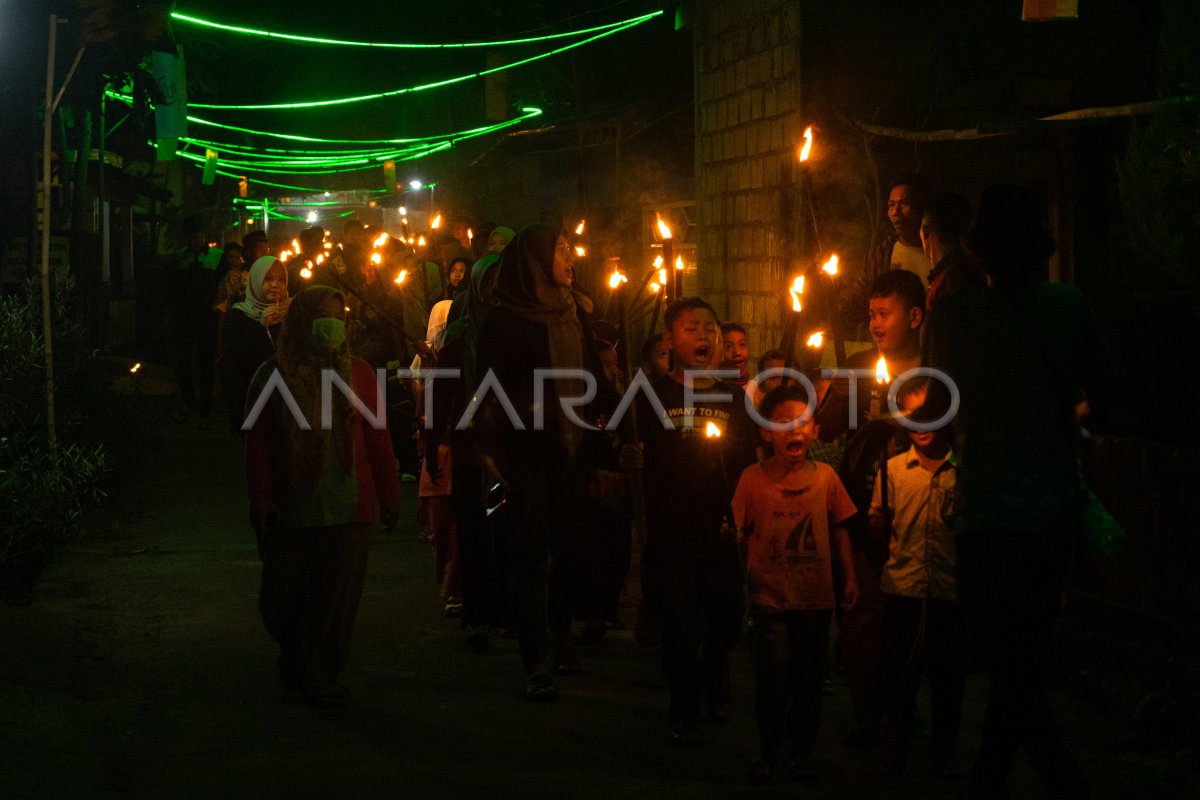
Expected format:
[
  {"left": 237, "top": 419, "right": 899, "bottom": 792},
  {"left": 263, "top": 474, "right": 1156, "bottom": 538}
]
[{"left": 523, "top": 672, "right": 557, "bottom": 702}]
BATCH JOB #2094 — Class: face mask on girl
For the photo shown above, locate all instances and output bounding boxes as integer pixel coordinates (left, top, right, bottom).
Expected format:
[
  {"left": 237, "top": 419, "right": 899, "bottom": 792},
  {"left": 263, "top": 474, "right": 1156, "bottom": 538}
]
[{"left": 311, "top": 317, "right": 347, "bottom": 349}]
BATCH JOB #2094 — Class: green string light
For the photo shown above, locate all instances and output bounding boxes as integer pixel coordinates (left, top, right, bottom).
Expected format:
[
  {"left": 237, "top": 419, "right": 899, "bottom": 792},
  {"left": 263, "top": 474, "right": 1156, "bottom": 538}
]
[
  {"left": 106, "top": 90, "right": 543, "bottom": 147},
  {"left": 189, "top": 15, "right": 658, "bottom": 110},
  {"left": 171, "top": 9, "right": 658, "bottom": 49}
]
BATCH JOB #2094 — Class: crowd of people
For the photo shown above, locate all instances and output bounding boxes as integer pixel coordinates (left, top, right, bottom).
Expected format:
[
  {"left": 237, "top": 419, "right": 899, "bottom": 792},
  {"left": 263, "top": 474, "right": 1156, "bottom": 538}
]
[{"left": 163, "top": 180, "right": 1097, "bottom": 798}]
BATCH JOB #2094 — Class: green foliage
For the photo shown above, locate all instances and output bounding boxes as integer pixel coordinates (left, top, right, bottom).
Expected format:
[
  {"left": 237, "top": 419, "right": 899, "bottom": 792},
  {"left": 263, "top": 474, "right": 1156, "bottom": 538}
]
[
  {"left": 0, "top": 274, "right": 112, "bottom": 595},
  {"left": 1115, "top": 0, "right": 1200, "bottom": 291},
  {"left": 0, "top": 438, "right": 107, "bottom": 594}
]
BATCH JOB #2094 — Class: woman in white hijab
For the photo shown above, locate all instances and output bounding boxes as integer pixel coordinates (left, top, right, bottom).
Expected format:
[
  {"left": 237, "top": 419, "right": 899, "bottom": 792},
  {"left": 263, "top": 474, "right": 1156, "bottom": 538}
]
[{"left": 220, "top": 256, "right": 289, "bottom": 434}]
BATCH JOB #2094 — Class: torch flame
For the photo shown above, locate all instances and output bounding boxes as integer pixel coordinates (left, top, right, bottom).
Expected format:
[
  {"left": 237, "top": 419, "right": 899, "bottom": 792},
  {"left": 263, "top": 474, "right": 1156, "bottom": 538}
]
[
  {"left": 607, "top": 270, "right": 628, "bottom": 289},
  {"left": 789, "top": 275, "right": 805, "bottom": 312},
  {"left": 373, "top": 232, "right": 389, "bottom": 249},
  {"left": 656, "top": 215, "right": 673, "bottom": 240},
  {"left": 653, "top": 255, "right": 664, "bottom": 269},
  {"left": 575, "top": 220, "right": 585, "bottom": 236},
  {"left": 300, "top": 267, "right": 313, "bottom": 280},
  {"left": 575, "top": 246, "right": 586, "bottom": 258},
  {"left": 658, "top": 268, "right": 668, "bottom": 284},
  {"left": 431, "top": 214, "right": 442, "bottom": 230},
  {"left": 291, "top": 238, "right": 300, "bottom": 252},
  {"left": 417, "top": 235, "right": 427, "bottom": 247},
  {"left": 370, "top": 252, "right": 382, "bottom": 266},
  {"left": 799, "top": 126, "right": 813, "bottom": 162},
  {"left": 649, "top": 282, "right": 662, "bottom": 293},
  {"left": 705, "top": 421, "right": 722, "bottom": 439},
  {"left": 129, "top": 362, "right": 141, "bottom": 374},
  {"left": 316, "top": 254, "right": 325, "bottom": 266},
  {"left": 807, "top": 331, "right": 825, "bottom": 349},
  {"left": 323, "top": 242, "right": 332, "bottom": 250},
  {"left": 875, "top": 357, "right": 890, "bottom": 384},
  {"left": 279, "top": 250, "right": 292, "bottom": 262},
  {"left": 467, "top": 228, "right": 473, "bottom": 242},
  {"left": 394, "top": 269, "right": 408, "bottom": 285},
  {"left": 820, "top": 254, "right": 839, "bottom": 277},
  {"left": 675, "top": 256, "right": 684, "bottom": 271}
]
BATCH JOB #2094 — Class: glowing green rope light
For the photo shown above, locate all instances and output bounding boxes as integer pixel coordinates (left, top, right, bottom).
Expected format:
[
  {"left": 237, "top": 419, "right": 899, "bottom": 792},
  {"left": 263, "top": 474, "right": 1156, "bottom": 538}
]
[
  {"left": 189, "top": 15, "right": 658, "bottom": 110},
  {"left": 174, "top": 142, "right": 452, "bottom": 175},
  {"left": 106, "top": 89, "right": 543, "bottom": 147},
  {"left": 171, "top": 10, "right": 659, "bottom": 49},
  {"left": 182, "top": 137, "right": 412, "bottom": 158}
]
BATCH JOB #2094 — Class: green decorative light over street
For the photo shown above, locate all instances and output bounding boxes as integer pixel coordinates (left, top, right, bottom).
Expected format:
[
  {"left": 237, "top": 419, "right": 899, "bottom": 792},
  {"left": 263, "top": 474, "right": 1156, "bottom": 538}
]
[{"left": 170, "top": 9, "right": 661, "bottom": 49}]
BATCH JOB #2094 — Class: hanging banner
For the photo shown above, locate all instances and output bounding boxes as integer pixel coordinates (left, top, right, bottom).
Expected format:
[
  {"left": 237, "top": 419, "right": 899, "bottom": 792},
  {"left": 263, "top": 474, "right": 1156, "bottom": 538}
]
[
  {"left": 152, "top": 46, "right": 188, "bottom": 158},
  {"left": 202, "top": 148, "right": 218, "bottom": 185}
]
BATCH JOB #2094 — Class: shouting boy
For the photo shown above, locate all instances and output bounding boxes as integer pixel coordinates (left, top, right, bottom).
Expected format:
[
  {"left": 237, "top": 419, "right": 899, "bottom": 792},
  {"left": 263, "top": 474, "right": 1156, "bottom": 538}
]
[
  {"left": 733, "top": 384, "right": 858, "bottom": 782},
  {"left": 624, "top": 298, "right": 759, "bottom": 747}
]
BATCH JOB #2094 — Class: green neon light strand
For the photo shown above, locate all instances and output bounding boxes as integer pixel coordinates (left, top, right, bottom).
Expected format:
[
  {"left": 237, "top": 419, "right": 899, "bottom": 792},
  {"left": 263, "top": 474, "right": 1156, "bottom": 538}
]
[
  {"left": 174, "top": 108, "right": 542, "bottom": 171},
  {"left": 174, "top": 142, "right": 452, "bottom": 175},
  {"left": 171, "top": 9, "right": 658, "bottom": 49},
  {"left": 188, "top": 15, "right": 658, "bottom": 110},
  {"left": 182, "top": 137, "right": 414, "bottom": 159},
  {"left": 106, "top": 89, "right": 543, "bottom": 147}
]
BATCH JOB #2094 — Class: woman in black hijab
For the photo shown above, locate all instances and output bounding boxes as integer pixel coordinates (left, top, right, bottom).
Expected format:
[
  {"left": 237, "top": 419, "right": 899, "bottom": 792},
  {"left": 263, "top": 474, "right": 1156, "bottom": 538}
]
[{"left": 474, "top": 224, "right": 599, "bottom": 701}]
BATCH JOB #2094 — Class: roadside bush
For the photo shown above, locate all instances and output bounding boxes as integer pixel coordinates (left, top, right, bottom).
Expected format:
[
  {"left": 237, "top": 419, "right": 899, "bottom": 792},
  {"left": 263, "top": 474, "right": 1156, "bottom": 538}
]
[{"left": 0, "top": 273, "right": 114, "bottom": 595}]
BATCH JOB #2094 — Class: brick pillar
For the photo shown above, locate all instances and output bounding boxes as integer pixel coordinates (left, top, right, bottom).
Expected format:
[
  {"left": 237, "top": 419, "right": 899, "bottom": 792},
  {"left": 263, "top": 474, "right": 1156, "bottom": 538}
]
[{"left": 694, "top": 0, "right": 806, "bottom": 357}]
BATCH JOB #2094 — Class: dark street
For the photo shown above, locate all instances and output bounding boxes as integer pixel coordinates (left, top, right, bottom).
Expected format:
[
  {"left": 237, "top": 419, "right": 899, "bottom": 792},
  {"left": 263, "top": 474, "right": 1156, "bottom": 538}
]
[{"left": 0, "top": 371, "right": 1195, "bottom": 799}]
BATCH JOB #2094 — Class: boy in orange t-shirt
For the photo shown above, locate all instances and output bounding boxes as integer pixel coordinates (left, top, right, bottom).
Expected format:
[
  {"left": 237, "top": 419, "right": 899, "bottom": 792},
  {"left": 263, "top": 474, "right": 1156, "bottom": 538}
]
[{"left": 732, "top": 384, "right": 858, "bottom": 783}]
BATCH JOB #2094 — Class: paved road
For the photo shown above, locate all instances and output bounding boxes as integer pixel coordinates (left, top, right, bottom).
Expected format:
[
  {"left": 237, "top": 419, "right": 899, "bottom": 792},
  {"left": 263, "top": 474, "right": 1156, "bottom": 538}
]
[{"left": 1, "top": 390, "right": 1196, "bottom": 799}]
